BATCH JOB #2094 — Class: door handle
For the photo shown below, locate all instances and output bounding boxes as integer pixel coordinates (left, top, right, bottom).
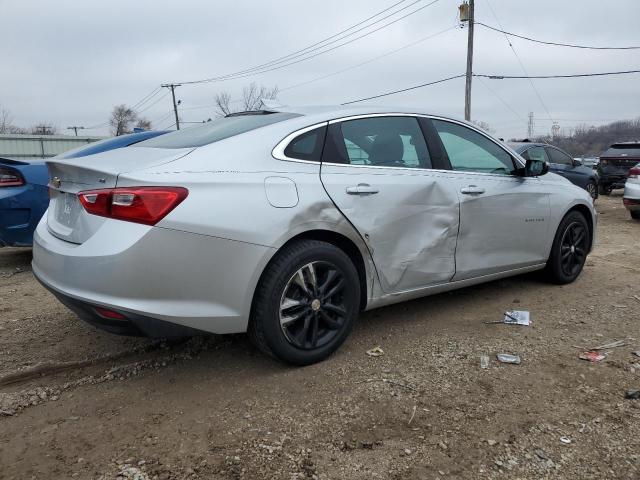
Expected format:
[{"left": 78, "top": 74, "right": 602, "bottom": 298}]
[
  {"left": 346, "top": 184, "right": 379, "bottom": 195},
  {"left": 460, "top": 185, "right": 485, "bottom": 195}
]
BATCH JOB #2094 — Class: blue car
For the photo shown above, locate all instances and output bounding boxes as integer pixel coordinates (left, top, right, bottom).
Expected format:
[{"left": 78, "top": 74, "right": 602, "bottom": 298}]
[
  {"left": 0, "top": 130, "right": 168, "bottom": 247},
  {"left": 509, "top": 141, "right": 600, "bottom": 200}
]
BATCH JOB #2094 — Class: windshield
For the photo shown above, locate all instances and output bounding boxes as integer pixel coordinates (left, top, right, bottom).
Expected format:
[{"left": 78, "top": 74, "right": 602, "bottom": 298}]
[{"left": 138, "top": 112, "right": 301, "bottom": 149}]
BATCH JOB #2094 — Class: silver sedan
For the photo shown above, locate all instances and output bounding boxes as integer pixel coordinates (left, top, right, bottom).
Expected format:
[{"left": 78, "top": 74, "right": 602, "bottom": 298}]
[{"left": 33, "top": 106, "right": 596, "bottom": 365}]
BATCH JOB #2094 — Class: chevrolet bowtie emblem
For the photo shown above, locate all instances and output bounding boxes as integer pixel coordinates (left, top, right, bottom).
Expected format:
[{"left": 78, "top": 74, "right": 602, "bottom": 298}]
[{"left": 52, "top": 176, "right": 61, "bottom": 188}]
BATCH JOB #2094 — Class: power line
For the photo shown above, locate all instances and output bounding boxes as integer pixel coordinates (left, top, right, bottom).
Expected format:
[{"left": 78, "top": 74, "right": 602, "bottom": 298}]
[
  {"left": 137, "top": 90, "right": 171, "bottom": 114},
  {"left": 477, "top": 22, "right": 640, "bottom": 50},
  {"left": 342, "top": 74, "right": 465, "bottom": 104},
  {"left": 175, "top": 0, "right": 442, "bottom": 85},
  {"left": 482, "top": 0, "right": 554, "bottom": 123},
  {"left": 130, "top": 87, "right": 163, "bottom": 110},
  {"left": 476, "top": 69, "right": 640, "bottom": 79},
  {"left": 476, "top": 76, "right": 527, "bottom": 125}
]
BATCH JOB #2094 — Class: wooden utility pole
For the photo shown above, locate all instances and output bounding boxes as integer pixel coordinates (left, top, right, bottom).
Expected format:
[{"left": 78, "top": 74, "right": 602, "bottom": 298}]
[
  {"left": 463, "top": 0, "right": 474, "bottom": 121},
  {"left": 162, "top": 83, "right": 182, "bottom": 130}
]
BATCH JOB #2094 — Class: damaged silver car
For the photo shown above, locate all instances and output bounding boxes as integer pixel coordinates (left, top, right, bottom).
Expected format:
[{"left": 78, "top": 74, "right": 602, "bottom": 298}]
[{"left": 33, "top": 106, "right": 596, "bottom": 365}]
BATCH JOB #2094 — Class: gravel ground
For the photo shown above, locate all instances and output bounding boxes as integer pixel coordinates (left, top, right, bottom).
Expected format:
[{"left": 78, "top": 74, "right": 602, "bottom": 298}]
[{"left": 0, "top": 193, "right": 639, "bottom": 479}]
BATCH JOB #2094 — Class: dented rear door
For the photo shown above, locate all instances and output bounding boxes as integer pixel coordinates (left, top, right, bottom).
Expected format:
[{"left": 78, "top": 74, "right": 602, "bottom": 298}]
[{"left": 319, "top": 115, "right": 459, "bottom": 294}]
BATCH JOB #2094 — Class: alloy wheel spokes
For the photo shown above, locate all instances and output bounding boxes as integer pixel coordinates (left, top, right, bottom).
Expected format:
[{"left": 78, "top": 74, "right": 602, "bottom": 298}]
[
  {"left": 560, "top": 222, "right": 588, "bottom": 276},
  {"left": 280, "top": 261, "right": 348, "bottom": 350}
]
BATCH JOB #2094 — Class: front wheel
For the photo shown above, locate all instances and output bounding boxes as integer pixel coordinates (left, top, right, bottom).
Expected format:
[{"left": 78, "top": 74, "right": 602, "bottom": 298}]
[
  {"left": 545, "top": 211, "right": 591, "bottom": 284},
  {"left": 249, "top": 240, "right": 361, "bottom": 365},
  {"left": 585, "top": 181, "right": 598, "bottom": 201},
  {"left": 599, "top": 184, "right": 612, "bottom": 196}
]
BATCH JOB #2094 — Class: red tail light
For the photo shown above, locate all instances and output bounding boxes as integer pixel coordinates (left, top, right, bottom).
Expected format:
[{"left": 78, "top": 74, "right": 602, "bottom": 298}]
[
  {"left": 77, "top": 186, "right": 188, "bottom": 225},
  {"left": 629, "top": 167, "right": 640, "bottom": 178},
  {"left": 0, "top": 167, "right": 25, "bottom": 187}
]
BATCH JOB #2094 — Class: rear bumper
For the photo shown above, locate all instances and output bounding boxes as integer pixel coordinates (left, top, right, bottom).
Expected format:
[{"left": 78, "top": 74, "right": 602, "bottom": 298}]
[
  {"left": 623, "top": 181, "right": 640, "bottom": 211},
  {"left": 32, "top": 217, "right": 275, "bottom": 335},
  {"left": 0, "top": 184, "right": 48, "bottom": 247}
]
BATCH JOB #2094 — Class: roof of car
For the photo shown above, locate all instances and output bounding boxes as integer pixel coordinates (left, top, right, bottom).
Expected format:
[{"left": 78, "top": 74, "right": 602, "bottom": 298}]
[{"left": 508, "top": 141, "right": 549, "bottom": 151}]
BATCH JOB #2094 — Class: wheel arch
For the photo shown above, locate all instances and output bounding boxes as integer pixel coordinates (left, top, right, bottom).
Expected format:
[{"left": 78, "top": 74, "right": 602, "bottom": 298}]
[
  {"left": 563, "top": 202, "right": 595, "bottom": 252},
  {"left": 251, "top": 229, "right": 371, "bottom": 314}
]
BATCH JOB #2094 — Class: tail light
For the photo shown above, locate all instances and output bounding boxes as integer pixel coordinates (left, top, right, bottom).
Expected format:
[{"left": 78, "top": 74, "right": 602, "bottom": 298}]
[
  {"left": 0, "top": 167, "right": 25, "bottom": 187},
  {"left": 77, "top": 186, "right": 188, "bottom": 225},
  {"left": 629, "top": 167, "right": 640, "bottom": 178}
]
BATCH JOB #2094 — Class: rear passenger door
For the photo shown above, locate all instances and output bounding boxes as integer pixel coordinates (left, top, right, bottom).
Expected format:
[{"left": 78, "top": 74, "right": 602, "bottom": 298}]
[
  {"left": 428, "top": 119, "right": 551, "bottom": 280},
  {"left": 320, "top": 115, "right": 460, "bottom": 293}
]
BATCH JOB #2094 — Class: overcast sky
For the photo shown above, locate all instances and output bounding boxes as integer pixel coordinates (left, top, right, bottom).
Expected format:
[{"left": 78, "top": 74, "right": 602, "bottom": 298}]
[{"left": 1, "top": 0, "right": 638, "bottom": 140}]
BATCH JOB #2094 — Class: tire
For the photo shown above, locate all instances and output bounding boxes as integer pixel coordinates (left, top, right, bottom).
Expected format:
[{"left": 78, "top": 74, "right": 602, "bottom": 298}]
[
  {"left": 545, "top": 211, "right": 591, "bottom": 284},
  {"left": 249, "top": 239, "right": 361, "bottom": 366},
  {"left": 631, "top": 210, "right": 640, "bottom": 220},
  {"left": 598, "top": 184, "right": 612, "bottom": 195},
  {"left": 585, "top": 181, "right": 598, "bottom": 201}
]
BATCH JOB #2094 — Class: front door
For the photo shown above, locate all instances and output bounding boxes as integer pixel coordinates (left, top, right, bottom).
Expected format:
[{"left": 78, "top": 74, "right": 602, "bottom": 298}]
[
  {"left": 320, "top": 115, "right": 460, "bottom": 293},
  {"left": 429, "top": 119, "right": 551, "bottom": 281}
]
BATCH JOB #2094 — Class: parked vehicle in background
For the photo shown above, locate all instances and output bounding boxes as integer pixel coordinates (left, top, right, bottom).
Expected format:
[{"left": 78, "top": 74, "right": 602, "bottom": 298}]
[
  {"left": 32, "top": 106, "right": 596, "bottom": 365},
  {"left": 597, "top": 142, "right": 640, "bottom": 195},
  {"left": 0, "top": 130, "right": 168, "bottom": 247},
  {"left": 510, "top": 141, "right": 599, "bottom": 200},
  {"left": 623, "top": 163, "right": 640, "bottom": 220},
  {"left": 578, "top": 157, "right": 599, "bottom": 169}
]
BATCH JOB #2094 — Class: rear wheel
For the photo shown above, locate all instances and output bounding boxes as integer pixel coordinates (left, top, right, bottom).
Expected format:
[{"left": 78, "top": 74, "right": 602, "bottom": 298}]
[
  {"left": 545, "top": 211, "right": 591, "bottom": 284},
  {"left": 585, "top": 181, "right": 598, "bottom": 200},
  {"left": 631, "top": 210, "right": 640, "bottom": 220},
  {"left": 249, "top": 240, "right": 360, "bottom": 365},
  {"left": 599, "top": 184, "right": 612, "bottom": 195}
]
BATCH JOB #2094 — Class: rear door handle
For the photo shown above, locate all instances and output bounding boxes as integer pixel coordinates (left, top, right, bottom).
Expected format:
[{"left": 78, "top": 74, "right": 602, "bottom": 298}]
[
  {"left": 460, "top": 185, "right": 485, "bottom": 195},
  {"left": 346, "top": 184, "right": 379, "bottom": 195}
]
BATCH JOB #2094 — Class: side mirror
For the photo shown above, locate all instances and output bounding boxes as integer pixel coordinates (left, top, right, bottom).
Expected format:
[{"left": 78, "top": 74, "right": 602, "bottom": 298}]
[
  {"left": 524, "top": 159, "right": 549, "bottom": 177},
  {"left": 573, "top": 159, "right": 583, "bottom": 167}
]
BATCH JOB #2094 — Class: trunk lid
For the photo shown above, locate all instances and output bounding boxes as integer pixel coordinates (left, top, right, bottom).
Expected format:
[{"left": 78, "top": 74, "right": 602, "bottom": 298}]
[{"left": 46, "top": 146, "right": 193, "bottom": 244}]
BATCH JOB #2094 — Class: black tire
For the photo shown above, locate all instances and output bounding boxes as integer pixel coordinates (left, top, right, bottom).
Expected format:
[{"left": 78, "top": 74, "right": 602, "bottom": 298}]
[
  {"left": 545, "top": 211, "right": 591, "bottom": 284},
  {"left": 631, "top": 210, "right": 640, "bottom": 220},
  {"left": 599, "top": 184, "right": 612, "bottom": 195},
  {"left": 249, "top": 239, "right": 361, "bottom": 366},
  {"left": 585, "top": 181, "right": 598, "bottom": 201}
]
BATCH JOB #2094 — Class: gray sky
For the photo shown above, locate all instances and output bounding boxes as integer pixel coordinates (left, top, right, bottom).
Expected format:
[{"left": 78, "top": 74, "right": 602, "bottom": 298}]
[{"left": 2, "top": 0, "right": 639, "bottom": 140}]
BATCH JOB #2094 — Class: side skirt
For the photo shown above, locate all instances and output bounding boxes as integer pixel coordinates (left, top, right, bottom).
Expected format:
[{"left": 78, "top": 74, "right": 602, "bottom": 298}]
[{"left": 366, "top": 264, "right": 546, "bottom": 310}]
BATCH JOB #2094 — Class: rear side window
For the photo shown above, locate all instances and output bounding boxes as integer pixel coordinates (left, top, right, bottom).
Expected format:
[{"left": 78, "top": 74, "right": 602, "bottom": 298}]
[
  {"left": 545, "top": 147, "right": 573, "bottom": 165},
  {"left": 283, "top": 126, "right": 327, "bottom": 161},
  {"left": 138, "top": 112, "right": 300, "bottom": 149}
]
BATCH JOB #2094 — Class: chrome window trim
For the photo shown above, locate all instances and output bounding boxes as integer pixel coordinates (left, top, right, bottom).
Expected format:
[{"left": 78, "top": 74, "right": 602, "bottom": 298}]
[
  {"left": 271, "top": 122, "right": 328, "bottom": 162},
  {"left": 272, "top": 113, "right": 525, "bottom": 171}
]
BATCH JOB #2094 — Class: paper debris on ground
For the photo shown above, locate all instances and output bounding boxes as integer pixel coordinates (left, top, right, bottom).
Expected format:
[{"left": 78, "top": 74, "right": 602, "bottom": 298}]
[
  {"left": 480, "top": 355, "right": 490, "bottom": 369},
  {"left": 366, "top": 346, "right": 384, "bottom": 357},
  {"left": 503, "top": 310, "right": 530, "bottom": 326},
  {"left": 579, "top": 351, "right": 607, "bottom": 362},
  {"left": 497, "top": 354, "right": 521, "bottom": 364},
  {"left": 625, "top": 389, "right": 640, "bottom": 400}
]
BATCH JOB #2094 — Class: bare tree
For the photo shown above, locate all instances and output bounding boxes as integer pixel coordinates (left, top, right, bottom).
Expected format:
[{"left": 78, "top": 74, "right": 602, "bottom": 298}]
[
  {"left": 213, "top": 83, "right": 279, "bottom": 117},
  {"left": 472, "top": 120, "right": 495, "bottom": 134},
  {"left": 109, "top": 104, "right": 138, "bottom": 136},
  {"left": 135, "top": 118, "right": 152, "bottom": 131},
  {"left": 0, "top": 105, "right": 27, "bottom": 134},
  {"left": 213, "top": 92, "right": 233, "bottom": 117}
]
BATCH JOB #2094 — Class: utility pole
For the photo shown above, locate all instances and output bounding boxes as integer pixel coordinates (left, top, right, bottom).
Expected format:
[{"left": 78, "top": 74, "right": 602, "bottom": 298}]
[
  {"left": 161, "top": 83, "right": 181, "bottom": 130},
  {"left": 527, "top": 112, "right": 534, "bottom": 138},
  {"left": 67, "top": 126, "right": 85, "bottom": 136},
  {"left": 461, "top": 0, "right": 475, "bottom": 121}
]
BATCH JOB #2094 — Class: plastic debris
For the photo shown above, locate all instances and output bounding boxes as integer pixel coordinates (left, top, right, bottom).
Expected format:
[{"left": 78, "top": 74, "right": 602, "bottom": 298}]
[
  {"left": 559, "top": 437, "right": 572, "bottom": 444},
  {"left": 579, "top": 351, "right": 607, "bottom": 362},
  {"left": 625, "top": 389, "right": 640, "bottom": 400},
  {"left": 503, "top": 310, "right": 530, "bottom": 326},
  {"left": 480, "top": 355, "right": 490, "bottom": 369},
  {"left": 366, "top": 346, "right": 384, "bottom": 357},
  {"left": 632, "top": 351, "right": 640, "bottom": 358},
  {"left": 497, "top": 354, "right": 521, "bottom": 365}
]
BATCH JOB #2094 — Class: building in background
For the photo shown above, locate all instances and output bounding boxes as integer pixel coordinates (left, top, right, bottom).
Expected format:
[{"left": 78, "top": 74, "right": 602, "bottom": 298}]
[{"left": 0, "top": 134, "right": 104, "bottom": 159}]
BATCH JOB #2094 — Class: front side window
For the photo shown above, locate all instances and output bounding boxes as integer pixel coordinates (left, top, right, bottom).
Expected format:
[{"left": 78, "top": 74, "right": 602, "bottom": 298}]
[
  {"left": 283, "top": 126, "right": 326, "bottom": 161},
  {"left": 432, "top": 120, "right": 515, "bottom": 175},
  {"left": 545, "top": 147, "right": 573, "bottom": 165},
  {"left": 337, "top": 116, "right": 432, "bottom": 169},
  {"left": 521, "top": 146, "right": 549, "bottom": 163}
]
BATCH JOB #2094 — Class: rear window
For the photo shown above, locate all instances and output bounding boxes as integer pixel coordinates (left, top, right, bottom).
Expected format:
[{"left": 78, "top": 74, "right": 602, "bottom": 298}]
[
  {"left": 603, "top": 143, "right": 640, "bottom": 157},
  {"left": 138, "top": 112, "right": 301, "bottom": 149}
]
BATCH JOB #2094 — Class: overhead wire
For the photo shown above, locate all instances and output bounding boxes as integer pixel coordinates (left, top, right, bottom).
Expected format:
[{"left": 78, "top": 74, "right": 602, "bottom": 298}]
[{"left": 342, "top": 74, "right": 465, "bottom": 104}]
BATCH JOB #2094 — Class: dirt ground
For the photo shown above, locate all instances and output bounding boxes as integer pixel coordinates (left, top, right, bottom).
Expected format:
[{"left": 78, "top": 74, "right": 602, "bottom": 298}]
[{"left": 0, "top": 193, "right": 639, "bottom": 480}]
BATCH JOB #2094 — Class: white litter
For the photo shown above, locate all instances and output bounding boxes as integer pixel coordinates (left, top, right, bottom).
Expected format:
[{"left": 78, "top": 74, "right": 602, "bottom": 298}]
[{"left": 503, "top": 310, "right": 530, "bottom": 326}]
